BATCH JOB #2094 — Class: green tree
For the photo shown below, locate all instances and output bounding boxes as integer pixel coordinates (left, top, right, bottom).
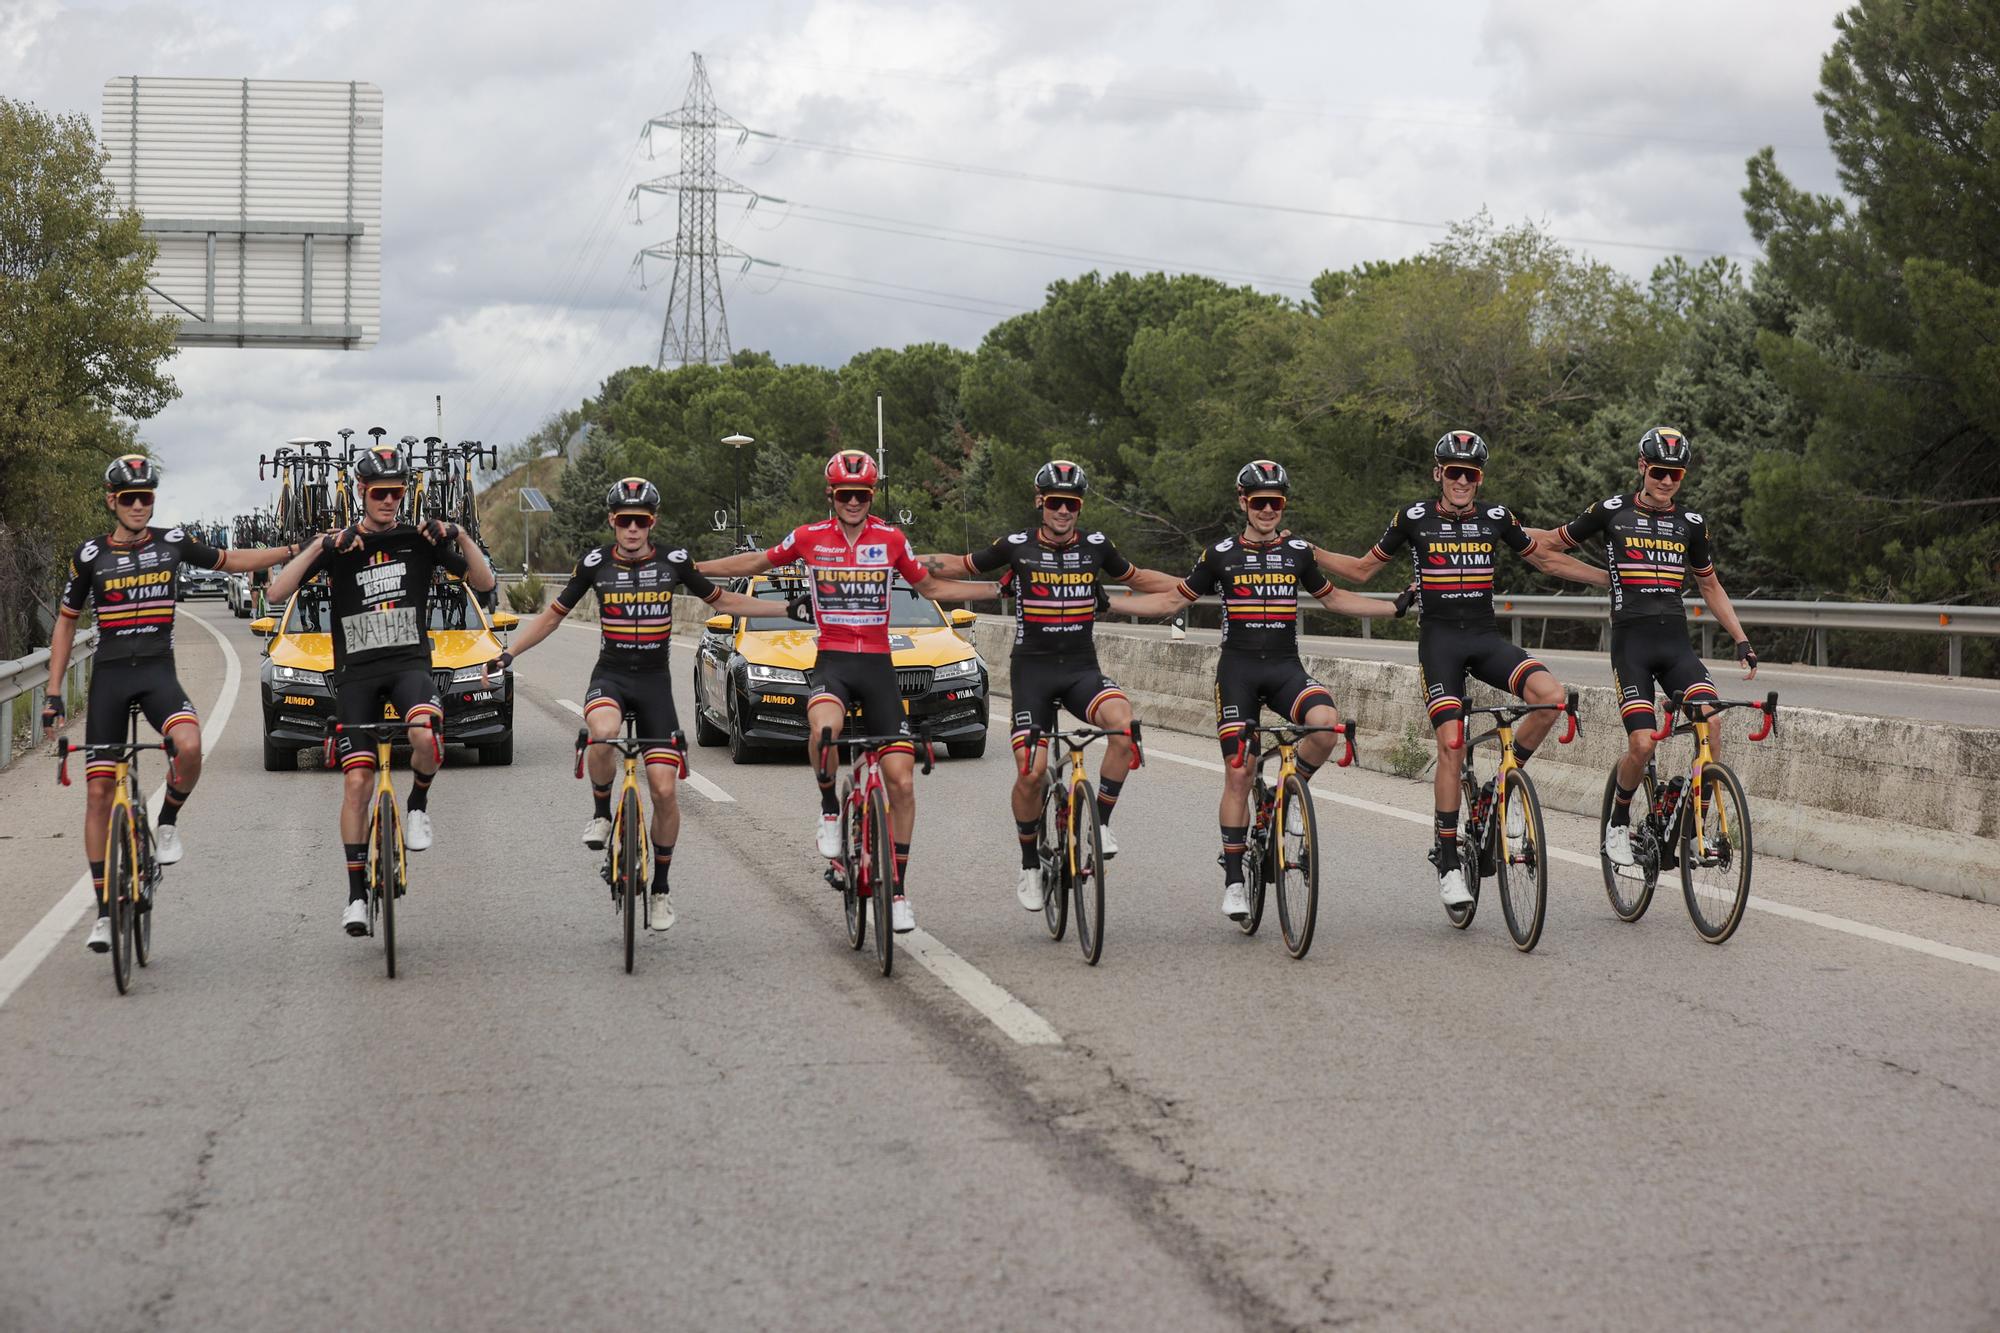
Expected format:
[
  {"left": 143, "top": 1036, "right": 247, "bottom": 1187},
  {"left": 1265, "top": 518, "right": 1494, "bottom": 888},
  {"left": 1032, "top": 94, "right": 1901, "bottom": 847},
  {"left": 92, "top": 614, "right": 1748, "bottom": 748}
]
[
  {"left": 545, "top": 434, "right": 620, "bottom": 568},
  {"left": 0, "top": 98, "right": 180, "bottom": 654}
]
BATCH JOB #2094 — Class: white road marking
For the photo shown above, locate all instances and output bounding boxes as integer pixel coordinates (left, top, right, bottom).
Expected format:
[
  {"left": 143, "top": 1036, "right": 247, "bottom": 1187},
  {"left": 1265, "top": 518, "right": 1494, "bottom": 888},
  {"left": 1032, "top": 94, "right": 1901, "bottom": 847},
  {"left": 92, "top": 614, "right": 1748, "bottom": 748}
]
[
  {"left": 1145, "top": 746, "right": 2000, "bottom": 976},
  {"left": 904, "top": 930, "right": 1063, "bottom": 1046},
  {"left": 557, "top": 698, "right": 734, "bottom": 803},
  {"left": 0, "top": 609, "right": 243, "bottom": 1010}
]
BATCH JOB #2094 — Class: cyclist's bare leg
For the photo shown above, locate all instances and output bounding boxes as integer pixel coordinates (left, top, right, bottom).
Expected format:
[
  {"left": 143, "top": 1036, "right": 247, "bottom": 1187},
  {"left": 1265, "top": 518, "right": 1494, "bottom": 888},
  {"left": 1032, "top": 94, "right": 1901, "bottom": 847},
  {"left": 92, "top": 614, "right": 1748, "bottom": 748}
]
[
  {"left": 1616, "top": 726, "right": 1658, "bottom": 792},
  {"left": 1090, "top": 694, "right": 1136, "bottom": 785},
  {"left": 1513, "top": 672, "right": 1563, "bottom": 753},
  {"left": 646, "top": 763, "right": 681, "bottom": 849},
  {"left": 163, "top": 717, "right": 203, "bottom": 791},
  {"left": 1296, "top": 700, "right": 1341, "bottom": 770},
  {"left": 806, "top": 698, "right": 845, "bottom": 783},
  {"left": 340, "top": 767, "right": 373, "bottom": 844},
  {"left": 84, "top": 776, "right": 113, "bottom": 864},
  {"left": 880, "top": 750, "right": 915, "bottom": 846},
  {"left": 1010, "top": 742, "right": 1050, "bottom": 823},
  {"left": 1433, "top": 718, "right": 1465, "bottom": 813},
  {"left": 406, "top": 722, "right": 440, "bottom": 782},
  {"left": 584, "top": 704, "right": 621, "bottom": 788},
  {"left": 1219, "top": 753, "right": 1253, "bottom": 828}
]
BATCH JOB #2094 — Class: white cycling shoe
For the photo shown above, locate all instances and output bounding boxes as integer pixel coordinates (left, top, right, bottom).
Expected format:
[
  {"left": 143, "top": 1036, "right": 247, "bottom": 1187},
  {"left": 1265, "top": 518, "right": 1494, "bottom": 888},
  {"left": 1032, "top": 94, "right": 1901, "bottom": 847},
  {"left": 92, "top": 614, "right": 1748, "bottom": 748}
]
[
  {"left": 582, "top": 816, "right": 612, "bottom": 850},
  {"left": 815, "top": 813, "right": 842, "bottom": 859},
  {"left": 86, "top": 917, "right": 111, "bottom": 953},
  {"left": 891, "top": 896, "right": 916, "bottom": 934},
  {"left": 1221, "top": 882, "right": 1249, "bottom": 920},
  {"left": 404, "top": 809, "right": 433, "bottom": 852},
  {"left": 1016, "top": 866, "right": 1045, "bottom": 912},
  {"left": 1505, "top": 794, "right": 1525, "bottom": 843},
  {"left": 1603, "top": 824, "right": 1635, "bottom": 867},
  {"left": 342, "top": 898, "right": 369, "bottom": 937},
  {"left": 648, "top": 891, "right": 675, "bottom": 932},
  {"left": 154, "top": 824, "right": 184, "bottom": 866},
  {"left": 1097, "top": 823, "right": 1118, "bottom": 858},
  {"left": 1438, "top": 867, "right": 1474, "bottom": 908}
]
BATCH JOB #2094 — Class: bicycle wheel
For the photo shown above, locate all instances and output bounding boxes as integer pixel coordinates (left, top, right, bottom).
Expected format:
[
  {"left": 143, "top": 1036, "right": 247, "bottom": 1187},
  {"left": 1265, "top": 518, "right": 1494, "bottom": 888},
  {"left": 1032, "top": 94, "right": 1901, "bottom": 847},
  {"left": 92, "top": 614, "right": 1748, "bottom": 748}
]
[
  {"left": 1495, "top": 769, "right": 1548, "bottom": 953},
  {"left": 1599, "top": 770, "right": 1658, "bottom": 922},
  {"left": 867, "top": 784, "right": 895, "bottom": 976},
  {"left": 1039, "top": 780, "right": 1069, "bottom": 941},
  {"left": 1275, "top": 774, "right": 1319, "bottom": 959},
  {"left": 1446, "top": 774, "right": 1481, "bottom": 930},
  {"left": 132, "top": 803, "right": 154, "bottom": 968},
  {"left": 374, "top": 792, "right": 397, "bottom": 978},
  {"left": 106, "top": 805, "right": 134, "bottom": 995},
  {"left": 1070, "top": 778, "right": 1105, "bottom": 965},
  {"left": 842, "top": 794, "right": 867, "bottom": 951},
  {"left": 1681, "top": 762, "right": 1752, "bottom": 944},
  {"left": 618, "top": 787, "right": 642, "bottom": 974}
]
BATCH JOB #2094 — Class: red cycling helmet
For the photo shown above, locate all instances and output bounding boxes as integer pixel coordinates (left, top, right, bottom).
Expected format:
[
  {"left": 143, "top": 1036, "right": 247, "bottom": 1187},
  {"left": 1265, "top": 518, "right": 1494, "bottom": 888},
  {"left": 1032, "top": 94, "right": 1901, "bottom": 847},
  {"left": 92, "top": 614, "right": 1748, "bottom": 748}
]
[{"left": 825, "top": 449, "right": 880, "bottom": 490}]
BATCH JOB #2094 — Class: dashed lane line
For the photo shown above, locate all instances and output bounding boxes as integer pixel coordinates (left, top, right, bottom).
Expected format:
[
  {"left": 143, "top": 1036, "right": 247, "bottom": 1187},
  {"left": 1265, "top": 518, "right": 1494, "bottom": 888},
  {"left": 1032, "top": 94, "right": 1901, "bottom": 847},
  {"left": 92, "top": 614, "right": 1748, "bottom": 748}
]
[
  {"left": 0, "top": 610, "right": 243, "bottom": 1011},
  {"left": 556, "top": 699, "right": 734, "bottom": 803},
  {"left": 1145, "top": 746, "right": 2000, "bottom": 977}
]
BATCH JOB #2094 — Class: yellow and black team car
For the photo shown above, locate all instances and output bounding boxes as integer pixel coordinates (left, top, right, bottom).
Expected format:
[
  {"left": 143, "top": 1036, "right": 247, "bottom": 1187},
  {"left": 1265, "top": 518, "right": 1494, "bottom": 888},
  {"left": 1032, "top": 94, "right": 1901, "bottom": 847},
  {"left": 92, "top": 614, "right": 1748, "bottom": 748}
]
[
  {"left": 250, "top": 572, "right": 520, "bottom": 771},
  {"left": 691, "top": 570, "right": 991, "bottom": 763}
]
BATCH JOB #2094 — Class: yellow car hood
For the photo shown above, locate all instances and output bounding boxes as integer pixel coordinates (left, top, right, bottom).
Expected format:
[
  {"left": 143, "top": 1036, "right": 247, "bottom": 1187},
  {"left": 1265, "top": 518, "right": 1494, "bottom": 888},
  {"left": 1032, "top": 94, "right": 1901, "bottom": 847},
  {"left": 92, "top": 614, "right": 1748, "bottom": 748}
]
[
  {"left": 270, "top": 629, "right": 502, "bottom": 673},
  {"left": 736, "top": 624, "right": 976, "bottom": 670}
]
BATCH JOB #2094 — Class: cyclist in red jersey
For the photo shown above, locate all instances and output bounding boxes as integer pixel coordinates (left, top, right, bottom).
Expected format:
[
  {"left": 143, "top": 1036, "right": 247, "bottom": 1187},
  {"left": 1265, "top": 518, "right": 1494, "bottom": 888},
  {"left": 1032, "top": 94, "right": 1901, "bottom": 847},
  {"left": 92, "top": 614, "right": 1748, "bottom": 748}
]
[{"left": 697, "top": 450, "right": 997, "bottom": 933}]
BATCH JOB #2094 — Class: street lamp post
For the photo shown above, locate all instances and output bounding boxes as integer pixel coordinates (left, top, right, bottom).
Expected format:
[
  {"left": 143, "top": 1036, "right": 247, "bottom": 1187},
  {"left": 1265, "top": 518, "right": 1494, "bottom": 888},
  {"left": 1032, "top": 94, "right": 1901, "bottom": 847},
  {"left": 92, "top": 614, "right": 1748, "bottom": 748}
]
[{"left": 722, "top": 433, "right": 752, "bottom": 548}]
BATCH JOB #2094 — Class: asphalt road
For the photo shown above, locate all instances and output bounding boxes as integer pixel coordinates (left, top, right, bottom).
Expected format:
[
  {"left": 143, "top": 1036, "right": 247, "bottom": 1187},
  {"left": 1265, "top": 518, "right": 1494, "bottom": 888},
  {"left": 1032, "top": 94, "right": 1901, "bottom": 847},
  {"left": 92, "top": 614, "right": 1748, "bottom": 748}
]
[
  {"left": 4, "top": 602, "right": 1998, "bottom": 1331},
  {"left": 1087, "top": 617, "right": 2000, "bottom": 728}
]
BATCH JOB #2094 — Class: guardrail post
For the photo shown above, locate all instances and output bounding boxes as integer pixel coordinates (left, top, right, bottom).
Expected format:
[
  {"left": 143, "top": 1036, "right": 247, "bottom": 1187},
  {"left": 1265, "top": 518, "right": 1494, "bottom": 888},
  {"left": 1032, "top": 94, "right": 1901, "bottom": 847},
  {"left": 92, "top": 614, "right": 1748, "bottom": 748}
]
[
  {"left": 1815, "top": 629, "right": 1829, "bottom": 668},
  {"left": 1, "top": 698, "right": 12, "bottom": 770},
  {"left": 1361, "top": 618, "right": 1371, "bottom": 640},
  {"left": 1701, "top": 624, "right": 1714, "bottom": 659},
  {"left": 1598, "top": 624, "right": 1610, "bottom": 653},
  {"left": 1949, "top": 633, "right": 1962, "bottom": 677},
  {"left": 1511, "top": 618, "right": 1522, "bottom": 646}
]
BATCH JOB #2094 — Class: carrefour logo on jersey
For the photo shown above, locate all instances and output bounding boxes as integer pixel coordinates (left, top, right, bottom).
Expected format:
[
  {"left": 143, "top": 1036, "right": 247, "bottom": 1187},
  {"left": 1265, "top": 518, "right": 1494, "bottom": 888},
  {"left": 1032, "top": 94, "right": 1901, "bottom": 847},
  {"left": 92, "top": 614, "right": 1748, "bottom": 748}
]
[{"left": 856, "top": 544, "right": 888, "bottom": 564}]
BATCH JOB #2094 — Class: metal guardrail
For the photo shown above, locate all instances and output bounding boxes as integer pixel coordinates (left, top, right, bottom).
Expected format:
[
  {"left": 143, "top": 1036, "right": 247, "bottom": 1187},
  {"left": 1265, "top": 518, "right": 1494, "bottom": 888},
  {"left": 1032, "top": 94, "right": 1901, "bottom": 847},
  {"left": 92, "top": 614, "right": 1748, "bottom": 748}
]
[
  {"left": 1169, "top": 594, "right": 2000, "bottom": 676},
  {"left": 0, "top": 628, "right": 99, "bottom": 770}
]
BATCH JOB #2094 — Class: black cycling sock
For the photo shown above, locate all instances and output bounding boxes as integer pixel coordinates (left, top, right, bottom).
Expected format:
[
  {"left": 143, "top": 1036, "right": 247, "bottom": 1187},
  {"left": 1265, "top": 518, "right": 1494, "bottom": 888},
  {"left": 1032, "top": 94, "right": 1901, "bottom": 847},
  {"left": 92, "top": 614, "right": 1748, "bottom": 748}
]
[
  {"left": 407, "top": 768, "right": 434, "bottom": 813},
  {"left": 592, "top": 783, "right": 612, "bottom": 820},
  {"left": 344, "top": 844, "right": 368, "bottom": 902},
  {"left": 1610, "top": 781, "right": 1636, "bottom": 828},
  {"left": 1295, "top": 755, "right": 1323, "bottom": 782},
  {"left": 817, "top": 776, "right": 838, "bottom": 817},
  {"left": 1016, "top": 819, "right": 1039, "bottom": 870},
  {"left": 158, "top": 784, "right": 190, "bottom": 826},
  {"left": 653, "top": 847, "right": 672, "bottom": 893},
  {"left": 1095, "top": 775, "right": 1123, "bottom": 826},
  {"left": 1434, "top": 809, "right": 1461, "bottom": 872},
  {"left": 1512, "top": 739, "right": 1538, "bottom": 769},
  {"left": 90, "top": 860, "right": 107, "bottom": 918},
  {"left": 1221, "top": 825, "right": 1248, "bottom": 882},
  {"left": 894, "top": 842, "right": 911, "bottom": 895}
]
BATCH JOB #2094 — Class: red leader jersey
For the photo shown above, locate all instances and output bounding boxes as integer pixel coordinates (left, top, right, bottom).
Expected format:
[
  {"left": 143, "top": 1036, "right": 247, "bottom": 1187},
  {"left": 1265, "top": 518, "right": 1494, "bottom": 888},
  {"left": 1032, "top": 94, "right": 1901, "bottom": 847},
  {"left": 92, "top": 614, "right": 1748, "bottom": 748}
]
[{"left": 764, "top": 516, "right": 928, "bottom": 655}]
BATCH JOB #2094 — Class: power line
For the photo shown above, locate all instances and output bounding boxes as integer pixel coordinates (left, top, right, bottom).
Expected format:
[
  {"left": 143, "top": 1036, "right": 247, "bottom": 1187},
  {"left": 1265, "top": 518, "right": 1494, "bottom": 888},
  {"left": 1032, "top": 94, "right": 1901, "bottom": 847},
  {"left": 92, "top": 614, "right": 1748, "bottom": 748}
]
[{"left": 762, "top": 273, "right": 1026, "bottom": 318}]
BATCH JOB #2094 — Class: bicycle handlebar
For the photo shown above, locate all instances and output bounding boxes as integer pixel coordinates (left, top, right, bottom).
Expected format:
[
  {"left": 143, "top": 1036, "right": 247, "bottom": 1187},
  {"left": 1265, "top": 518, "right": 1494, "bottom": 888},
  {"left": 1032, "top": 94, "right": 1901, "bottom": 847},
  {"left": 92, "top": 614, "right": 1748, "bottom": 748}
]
[
  {"left": 817, "top": 726, "right": 936, "bottom": 777},
  {"left": 573, "top": 728, "right": 688, "bottom": 777},
  {"left": 1228, "top": 721, "right": 1356, "bottom": 772},
  {"left": 1652, "top": 690, "right": 1781, "bottom": 742},
  {"left": 1016, "top": 720, "right": 1144, "bottom": 775},
  {"left": 56, "top": 734, "right": 176, "bottom": 787}
]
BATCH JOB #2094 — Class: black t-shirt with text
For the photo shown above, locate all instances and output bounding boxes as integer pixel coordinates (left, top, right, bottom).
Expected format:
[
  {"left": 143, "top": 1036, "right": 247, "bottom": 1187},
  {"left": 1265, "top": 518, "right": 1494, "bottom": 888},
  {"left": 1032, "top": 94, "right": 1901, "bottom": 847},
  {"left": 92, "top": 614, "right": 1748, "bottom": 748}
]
[
  {"left": 60, "top": 526, "right": 224, "bottom": 664},
  {"left": 321, "top": 526, "right": 468, "bottom": 675},
  {"left": 968, "top": 529, "right": 1133, "bottom": 657}
]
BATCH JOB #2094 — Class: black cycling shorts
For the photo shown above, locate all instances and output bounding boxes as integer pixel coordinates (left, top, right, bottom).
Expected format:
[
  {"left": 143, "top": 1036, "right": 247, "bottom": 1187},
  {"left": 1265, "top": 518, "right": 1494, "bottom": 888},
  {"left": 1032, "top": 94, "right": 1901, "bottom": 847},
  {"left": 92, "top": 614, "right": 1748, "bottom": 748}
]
[
  {"left": 1610, "top": 616, "right": 1717, "bottom": 734},
  {"left": 583, "top": 667, "right": 685, "bottom": 773},
  {"left": 84, "top": 659, "right": 198, "bottom": 782},
  {"left": 333, "top": 667, "right": 442, "bottom": 771},
  {"left": 1009, "top": 654, "right": 1125, "bottom": 753},
  {"left": 809, "top": 651, "right": 913, "bottom": 757},
  {"left": 1213, "top": 651, "right": 1334, "bottom": 759},
  {"left": 1417, "top": 622, "right": 1548, "bottom": 731}
]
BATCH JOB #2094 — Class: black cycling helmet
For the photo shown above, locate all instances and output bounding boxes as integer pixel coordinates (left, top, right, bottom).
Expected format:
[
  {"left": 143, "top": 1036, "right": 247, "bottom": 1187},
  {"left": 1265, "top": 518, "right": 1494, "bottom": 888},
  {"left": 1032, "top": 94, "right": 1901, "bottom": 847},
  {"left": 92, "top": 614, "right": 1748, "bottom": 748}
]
[
  {"left": 1433, "top": 431, "right": 1490, "bottom": 468},
  {"left": 1034, "top": 459, "right": 1088, "bottom": 497},
  {"left": 104, "top": 454, "right": 161, "bottom": 491},
  {"left": 1637, "top": 426, "right": 1692, "bottom": 468},
  {"left": 353, "top": 445, "right": 408, "bottom": 484},
  {"left": 606, "top": 476, "right": 661, "bottom": 514},
  {"left": 1235, "top": 459, "right": 1289, "bottom": 494}
]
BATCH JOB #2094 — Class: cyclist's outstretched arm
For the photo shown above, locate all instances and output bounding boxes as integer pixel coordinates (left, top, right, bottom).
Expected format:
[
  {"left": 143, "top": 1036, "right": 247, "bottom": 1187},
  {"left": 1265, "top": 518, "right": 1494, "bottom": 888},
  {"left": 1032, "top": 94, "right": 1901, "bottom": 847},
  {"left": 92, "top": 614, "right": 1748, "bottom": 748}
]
[
  {"left": 267, "top": 533, "right": 338, "bottom": 603},
  {"left": 910, "top": 573, "right": 1002, "bottom": 603},
  {"left": 1314, "top": 585, "right": 1400, "bottom": 618},
  {"left": 217, "top": 541, "right": 305, "bottom": 574},
  {"left": 708, "top": 588, "right": 773, "bottom": 619},
  {"left": 913, "top": 551, "right": 974, "bottom": 577},
  {"left": 1524, "top": 544, "right": 1608, "bottom": 587},
  {"left": 1119, "top": 565, "right": 1182, "bottom": 594},
  {"left": 40, "top": 613, "right": 79, "bottom": 739},
  {"left": 500, "top": 600, "right": 569, "bottom": 662},
  {"left": 1695, "top": 571, "right": 1758, "bottom": 679},
  {"left": 1105, "top": 589, "right": 1191, "bottom": 618},
  {"left": 1312, "top": 546, "right": 1387, "bottom": 585},
  {"left": 698, "top": 550, "right": 775, "bottom": 579}
]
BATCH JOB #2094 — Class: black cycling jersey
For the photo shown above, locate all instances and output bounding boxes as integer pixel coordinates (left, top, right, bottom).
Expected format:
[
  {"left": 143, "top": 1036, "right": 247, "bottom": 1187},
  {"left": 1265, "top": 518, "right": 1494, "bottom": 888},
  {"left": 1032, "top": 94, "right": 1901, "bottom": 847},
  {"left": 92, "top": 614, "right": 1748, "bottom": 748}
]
[
  {"left": 553, "top": 542, "right": 719, "bottom": 672},
  {"left": 1555, "top": 493, "right": 1714, "bottom": 625},
  {"left": 968, "top": 529, "right": 1133, "bottom": 657},
  {"left": 1178, "top": 535, "right": 1331, "bottom": 655},
  {"left": 319, "top": 525, "right": 468, "bottom": 676},
  {"left": 1370, "top": 500, "right": 1536, "bottom": 626},
  {"left": 59, "top": 526, "right": 224, "bottom": 663}
]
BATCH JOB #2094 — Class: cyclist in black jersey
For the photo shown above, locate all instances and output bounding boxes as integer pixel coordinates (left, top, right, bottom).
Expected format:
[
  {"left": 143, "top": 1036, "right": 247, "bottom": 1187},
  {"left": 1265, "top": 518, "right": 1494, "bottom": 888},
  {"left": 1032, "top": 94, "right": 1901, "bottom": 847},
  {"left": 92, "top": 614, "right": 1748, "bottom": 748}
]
[
  {"left": 40, "top": 456, "right": 305, "bottom": 952},
  {"left": 917, "top": 459, "right": 1180, "bottom": 912},
  {"left": 1529, "top": 427, "right": 1758, "bottom": 867},
  {"left": 267, "top": 443, "right": 495, "bottom": 936},
  {"left": 1311, "top": 432, "right": 1607, "bottom": 909},
  {"left": 489, "top": 478, "right": 770, "bottom": 928},
  {"left": 1110, "top": 460, "right": 1401, "bottom": 921}
]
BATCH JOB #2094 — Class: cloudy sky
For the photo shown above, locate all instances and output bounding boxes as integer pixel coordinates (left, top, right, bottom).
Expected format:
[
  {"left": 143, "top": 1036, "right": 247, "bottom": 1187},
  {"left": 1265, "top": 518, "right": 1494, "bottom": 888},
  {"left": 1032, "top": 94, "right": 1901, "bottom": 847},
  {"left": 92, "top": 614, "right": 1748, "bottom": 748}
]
[{"left": 5, "top": 0, "right": 1849, "bottom": 521}]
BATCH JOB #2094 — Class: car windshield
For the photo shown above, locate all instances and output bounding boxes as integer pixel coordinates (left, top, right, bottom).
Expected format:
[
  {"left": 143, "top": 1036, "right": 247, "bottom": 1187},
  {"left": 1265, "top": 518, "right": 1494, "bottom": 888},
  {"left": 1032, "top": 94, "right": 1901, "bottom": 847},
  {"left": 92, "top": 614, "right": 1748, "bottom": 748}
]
[{"left": 742, "top": 580, "right": 944, "bottom": 632}]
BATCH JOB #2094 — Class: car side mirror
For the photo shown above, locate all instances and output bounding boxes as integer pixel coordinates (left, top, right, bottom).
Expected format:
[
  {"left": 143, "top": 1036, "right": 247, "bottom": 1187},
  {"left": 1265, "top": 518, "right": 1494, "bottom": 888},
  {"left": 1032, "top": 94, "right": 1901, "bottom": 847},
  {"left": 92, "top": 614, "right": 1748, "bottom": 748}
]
[
  {"left": 948, "top": 608, "right": 976, "bottom": 628},
  {"left": 249, "top": 617, "right": 277, "bottom": 638},
  {"left": 490, "top": 611, "right": 520, "bottom": 631},
  {"left": 704, "top": 614, "right": 734, "bottom": 634}
]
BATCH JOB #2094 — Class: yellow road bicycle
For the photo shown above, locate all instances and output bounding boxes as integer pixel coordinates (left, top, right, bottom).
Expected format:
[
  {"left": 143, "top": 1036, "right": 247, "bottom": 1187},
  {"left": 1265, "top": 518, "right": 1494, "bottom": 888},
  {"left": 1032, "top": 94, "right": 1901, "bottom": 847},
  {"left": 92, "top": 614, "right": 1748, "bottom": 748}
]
[
  {"left": 57, "top": 706, "right": 172, "bottom": 995},
  {"left": 329, "top": 719, "right": 418, "bottom": 977},
  {"left": 1441, "top": 693, "right": 1582, "bottom": 953},
  {"left": 1226, "top": 721, "right": 1357, "bottom": 961},
  {"left": 1020, "top": 721, "right": 1143, "bottom": 967},
  {"left": 574, "top": 717, "right": 685, "bottom": 974}
]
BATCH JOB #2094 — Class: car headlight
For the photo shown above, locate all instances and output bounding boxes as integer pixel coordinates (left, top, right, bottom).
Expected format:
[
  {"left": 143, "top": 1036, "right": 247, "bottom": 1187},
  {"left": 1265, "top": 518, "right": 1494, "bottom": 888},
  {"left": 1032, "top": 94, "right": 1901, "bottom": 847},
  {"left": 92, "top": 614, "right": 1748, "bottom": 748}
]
[
  {"left": 746, "top": 663, "right": 809, "bottom": 686},
  {"left": 451, "top": 664, "right": 498, "bottom": 684},
  {"left": 933, "top": 658, "right": 980, "bottom": 681},
  {"left": 271, "top": 666, "right": 327, "bottom": 686}
]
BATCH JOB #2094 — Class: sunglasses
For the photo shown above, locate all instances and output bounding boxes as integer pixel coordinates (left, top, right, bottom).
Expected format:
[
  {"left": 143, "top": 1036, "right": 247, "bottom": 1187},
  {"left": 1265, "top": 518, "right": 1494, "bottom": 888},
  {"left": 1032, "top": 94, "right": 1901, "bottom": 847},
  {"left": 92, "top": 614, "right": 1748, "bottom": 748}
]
[
  {"left": 832, "top": 489, "right": 874, "bottom": 505},
  {"left": 1245, "top": 495, "right": 1286, "bottom": 513},
  {"left": 366, "top": 487, "right": 406, "bottom": 503},
  {"left": 1041, "top": 495, "right": 1082, "bottom": 514},
  {"left": 1441, "top": 466, "right": 1482, "bottom": 484},
  {"left": 611, "top": 513, "right": 655, "bottom": 529},
  {"left": 1647, "top": 466, "right": 1685, "bottom": 482},
  {"left": 112, "top": 491, "right": 155, "bottom": 507}
]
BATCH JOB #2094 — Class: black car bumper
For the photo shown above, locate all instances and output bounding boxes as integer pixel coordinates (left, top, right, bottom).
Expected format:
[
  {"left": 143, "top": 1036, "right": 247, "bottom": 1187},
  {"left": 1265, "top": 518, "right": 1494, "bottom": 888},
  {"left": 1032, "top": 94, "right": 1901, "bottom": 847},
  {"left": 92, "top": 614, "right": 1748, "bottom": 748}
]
[
  {"left": 259, "top": 667, "right": 515, "bottom": 750},
  {"left": 732, "top": 668, "right": 988, "bottom": 746}
]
